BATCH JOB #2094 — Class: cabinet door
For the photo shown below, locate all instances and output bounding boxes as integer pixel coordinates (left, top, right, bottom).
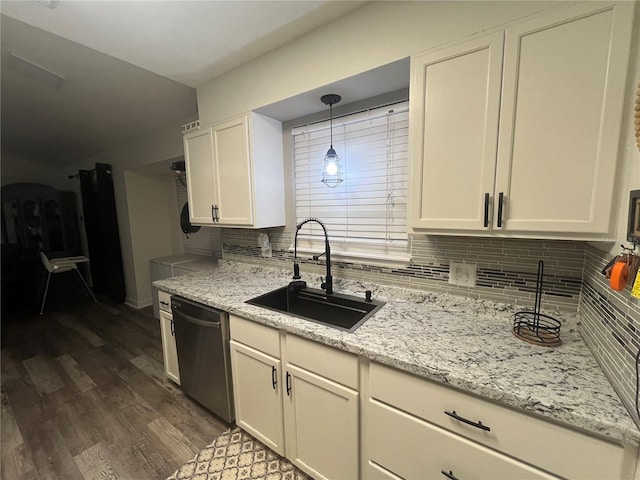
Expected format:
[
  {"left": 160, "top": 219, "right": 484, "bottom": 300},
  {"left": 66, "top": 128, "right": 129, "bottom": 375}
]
[
  {"left": 230, "top": 340, "right": 285, "bottom": 455},
  {"left": 184, "top": 128, "right": 216, "bottom": 225},
  {"left": 212, "top": 115, "right": 254, "bottom": 226},
  {"left": 495, "top": 2, "right": 634, "bottom": 234},
  {"left": 284, "top": 364, "right": 359, "bottom": 480},
  {"left": 159, "top": 310, "right": 180, "bottom": 384},
  {"left": 367, "top": 399, "right": 559, "bottom": 480},
  {"left": 409, "top": 32, "right": 503, "bottom": 230}
]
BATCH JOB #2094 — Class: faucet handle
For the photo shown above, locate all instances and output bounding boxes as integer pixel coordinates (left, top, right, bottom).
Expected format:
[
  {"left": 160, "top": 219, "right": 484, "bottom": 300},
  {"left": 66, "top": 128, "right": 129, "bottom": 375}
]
[
  {"left": 320, "top": 277, "right": 327, "bottom": 291},
  {"left": 293, "top": 263, "right": 301, "bottom": 280}
]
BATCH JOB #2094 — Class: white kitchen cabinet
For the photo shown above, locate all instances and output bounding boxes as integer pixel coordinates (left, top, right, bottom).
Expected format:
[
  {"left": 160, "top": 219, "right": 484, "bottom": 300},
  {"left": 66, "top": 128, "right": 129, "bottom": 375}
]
[
  {"left": 409, "top": 1, "right": 635, "bottom": 239},
  {"left": 158, "top": 291, "right": 180, "bottom": 384},
  {"left": 230, "top": 340, "right": 284, "bottom": 454},
  {"left": 367, "top": 399, "right": 558, "bottom": 480},
  {"left": 229, "top": 315, "right": 359, "bottom": 480},
  {"left": 409, "top": 32, "right": 504, "bottom": 231},
  {"left": 365, "top": 362, "right": 636, "bottom": 480},
  {"left": 283, "top": 335, "right": 359, "bottom": 480},
  {"left": 183, "top": 111, "right": 285, "bottom": 228}
]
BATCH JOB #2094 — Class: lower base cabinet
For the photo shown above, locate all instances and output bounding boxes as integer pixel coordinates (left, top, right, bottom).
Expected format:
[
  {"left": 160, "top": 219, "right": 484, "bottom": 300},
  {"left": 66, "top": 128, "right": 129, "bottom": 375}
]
[
  {"left": 229, "top": 315, "right": 637, "bottom": 480},
  {"left": 365, "top": 362, "right": 635, "bottom": 480},
  {"left": 230, "top": 340, "right": 284, "bottom": 454},
  {"left": 229, "top": 315, "right": 359, "bottom": 480},
  {"left": 158, "top": 291, "right": 180, "bottom": 384},
  {"left": 284, "top": 363, "right": 359, "bottom": 480},
  {"left": 366, "top": 399, "right": 557, "bottom": 480}
]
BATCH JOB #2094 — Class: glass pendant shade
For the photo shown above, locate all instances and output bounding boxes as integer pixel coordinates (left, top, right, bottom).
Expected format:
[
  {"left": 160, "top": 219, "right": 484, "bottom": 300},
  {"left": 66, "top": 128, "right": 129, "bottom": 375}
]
[
  {"left": 320, "top": 94, "right": 343, "bottom": 188},
  {"left": 322, "top": 147, "right": 343, "bottom": 188}
]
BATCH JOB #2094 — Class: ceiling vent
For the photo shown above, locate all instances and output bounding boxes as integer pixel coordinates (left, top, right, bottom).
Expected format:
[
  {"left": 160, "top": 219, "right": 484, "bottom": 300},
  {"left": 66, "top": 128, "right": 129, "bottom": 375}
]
[{"left": 181, "top": 120, "right": 200, "bottom": 134}]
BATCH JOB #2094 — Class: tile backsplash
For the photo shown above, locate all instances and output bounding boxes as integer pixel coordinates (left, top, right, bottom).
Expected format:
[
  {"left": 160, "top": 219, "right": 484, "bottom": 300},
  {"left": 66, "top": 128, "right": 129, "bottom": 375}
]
[
  {"left": 222, "top": 227, "right": 584, "bottom": 312},
  {"left": 222, "top": 228, "right": 640, "bottom": 426},
  {"left": 580, "top": 244, "right": 640, "bottom": 425}
]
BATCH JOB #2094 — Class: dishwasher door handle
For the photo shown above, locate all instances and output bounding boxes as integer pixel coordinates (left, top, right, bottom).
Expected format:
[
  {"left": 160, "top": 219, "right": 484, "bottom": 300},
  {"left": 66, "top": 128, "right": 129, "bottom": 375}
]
[{"left": 172, "top": 308, "right": 221, "bottom": 328}]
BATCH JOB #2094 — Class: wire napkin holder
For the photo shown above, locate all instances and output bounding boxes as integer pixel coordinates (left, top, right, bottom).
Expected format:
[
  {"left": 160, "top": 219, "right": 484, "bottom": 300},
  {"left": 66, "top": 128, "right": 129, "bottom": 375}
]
[{"left": 513, "top": 260, "right": 561, "bottom": 347}]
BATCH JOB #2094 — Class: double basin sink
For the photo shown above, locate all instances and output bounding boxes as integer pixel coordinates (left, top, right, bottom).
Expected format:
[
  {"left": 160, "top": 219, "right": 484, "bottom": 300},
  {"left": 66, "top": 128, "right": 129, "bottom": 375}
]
[{"left": 246, "top": 283, "right": 385, "bottom": 332}]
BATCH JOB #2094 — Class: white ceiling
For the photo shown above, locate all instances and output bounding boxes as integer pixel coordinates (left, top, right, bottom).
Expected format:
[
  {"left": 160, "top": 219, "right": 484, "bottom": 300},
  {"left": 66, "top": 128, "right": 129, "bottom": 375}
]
[{"left": 0, "top": 0, "right": 366, "bottom": 169}]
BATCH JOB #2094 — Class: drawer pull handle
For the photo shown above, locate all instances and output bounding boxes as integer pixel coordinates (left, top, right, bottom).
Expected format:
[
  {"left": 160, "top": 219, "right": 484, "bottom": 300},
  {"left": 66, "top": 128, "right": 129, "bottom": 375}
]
[
  {"left": 271, "top": 366, "right": 277, "bottom": 390},
  {"left": 444, "top": 410, "right": 491, "bottom": 431},
  {"left": 286, "top": 372, "right": 292, "bottom": 396},
  {"left": 160, "top": 301, "right": 169, "bottom": 306},
  {"left": 441, "top": 470, "right": 460, "bottom": 480}
]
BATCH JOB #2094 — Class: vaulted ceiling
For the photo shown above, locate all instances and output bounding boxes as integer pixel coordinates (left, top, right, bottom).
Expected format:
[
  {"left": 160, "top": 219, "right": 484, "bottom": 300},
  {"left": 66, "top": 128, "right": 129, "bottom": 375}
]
[{"left": 0, "top": 1, "right": 365, "bottom": 168}]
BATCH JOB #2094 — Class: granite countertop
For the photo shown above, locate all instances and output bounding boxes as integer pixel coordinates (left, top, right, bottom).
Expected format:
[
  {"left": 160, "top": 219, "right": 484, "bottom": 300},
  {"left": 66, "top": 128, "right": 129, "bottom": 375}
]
[{"left": 155, "top": 260, "right": 640, "bottom": 447}]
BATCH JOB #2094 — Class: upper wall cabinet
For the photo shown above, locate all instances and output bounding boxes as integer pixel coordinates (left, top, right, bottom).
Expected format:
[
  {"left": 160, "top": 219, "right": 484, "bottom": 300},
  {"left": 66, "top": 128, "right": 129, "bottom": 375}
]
[
  {"left": 183, "top": 112, "right": 285, "bottom": 228},
  {"left": 409, "top": 2, "right": 635, "bottom": 239}
]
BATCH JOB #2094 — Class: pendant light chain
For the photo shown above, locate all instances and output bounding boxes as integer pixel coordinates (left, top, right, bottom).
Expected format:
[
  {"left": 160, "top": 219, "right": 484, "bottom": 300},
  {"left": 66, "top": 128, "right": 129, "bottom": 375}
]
[{"left": 330, "top": 102, "right": 333, "bottom": 149}]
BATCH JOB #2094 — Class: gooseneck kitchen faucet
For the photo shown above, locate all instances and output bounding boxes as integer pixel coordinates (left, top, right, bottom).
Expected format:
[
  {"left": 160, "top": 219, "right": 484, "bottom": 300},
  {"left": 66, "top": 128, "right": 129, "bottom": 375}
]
[{"left": 293, "top": 217, "right": 333, "bottom": 294}]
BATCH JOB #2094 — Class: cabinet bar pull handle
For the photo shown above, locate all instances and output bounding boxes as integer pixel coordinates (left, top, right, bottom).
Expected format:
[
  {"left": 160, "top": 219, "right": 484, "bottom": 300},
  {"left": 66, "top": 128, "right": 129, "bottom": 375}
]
[
  {"left": 496, "top": 192, "right": 504, "bottom": 228},
  {"left": 286, "top": 372, "right": 291, "bottom": 396},
  {"left": 444, "top": 410, "right": 491, "bottom": 431},
  {"left": 211, "top": 204, "right": 215, "bottom": 222},
  {"left": 483, "top": 192, "right": 490, "bottom": 228},
  {"left": 271, "top": 366, "right": 277, "bottom": 390},
  {"left": 214, "top": 205, "right": 219, "bottom": 222},
  {"left": 441, "top": 470, "right": 460, "bottom": 480},
  {"left": 170, "top": 318, "right": 174, "bottom": 336}
]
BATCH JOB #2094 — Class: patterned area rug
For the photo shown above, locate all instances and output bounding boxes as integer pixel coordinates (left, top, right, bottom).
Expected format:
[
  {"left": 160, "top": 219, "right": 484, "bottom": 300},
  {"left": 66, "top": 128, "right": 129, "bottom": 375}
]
[{"left": 167, "top": 427, "right": 311, "bottom": 480}]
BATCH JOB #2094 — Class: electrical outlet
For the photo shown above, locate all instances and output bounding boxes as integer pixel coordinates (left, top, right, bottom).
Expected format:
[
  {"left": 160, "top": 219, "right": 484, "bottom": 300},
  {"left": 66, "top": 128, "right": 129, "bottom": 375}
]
[{"left": 449, "top": 262, "right": 477, "bottom": 287}]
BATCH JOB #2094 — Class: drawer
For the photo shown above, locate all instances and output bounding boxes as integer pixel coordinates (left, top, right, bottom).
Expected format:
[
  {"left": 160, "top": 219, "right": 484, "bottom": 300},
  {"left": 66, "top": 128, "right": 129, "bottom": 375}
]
[
  {"left": 229, "top": 315, "right": 280, "bottom": 358},
  {"left": 367, "top": 398, "right": 558, "bottom": 480},
  {"left": 369, "top": 362, "right": 627, "bottom": 480},
  {"left": 285, "top": 334, "right": 358, "bottom": 389},
  {"left": 158, "top": 290, "right": 171, "bottom": 313}
]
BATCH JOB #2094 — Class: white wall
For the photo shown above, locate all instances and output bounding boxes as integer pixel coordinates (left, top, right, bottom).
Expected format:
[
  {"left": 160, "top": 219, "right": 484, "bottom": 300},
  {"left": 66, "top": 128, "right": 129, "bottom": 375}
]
[
  {"left": 123, "top": 171, "right": 177, "bottom": 308},
  {"left": 63, "top": 116, "right": 195, "bottom": 307},
  {"left": 197, "top": 1, "right": 559, "bottom": 125},
  {"left": 606, "top": 13, "right": 640, "bottom": 255},
  {"left": 1, "top": 153, "right": 68, "bottom": 190}
]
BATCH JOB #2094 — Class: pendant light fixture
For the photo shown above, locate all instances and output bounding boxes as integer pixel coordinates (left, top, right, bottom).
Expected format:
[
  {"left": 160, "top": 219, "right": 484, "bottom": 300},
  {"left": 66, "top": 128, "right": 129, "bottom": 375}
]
[{"left": 320, "top": 94, "right": 343, "bottom": 188}]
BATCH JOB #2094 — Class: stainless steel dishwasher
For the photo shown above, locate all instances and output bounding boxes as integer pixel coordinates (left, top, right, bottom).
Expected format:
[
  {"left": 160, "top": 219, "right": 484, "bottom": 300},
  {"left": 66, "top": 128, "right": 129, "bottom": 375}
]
[{"left": 171, "top": 296, "right": 235, "bottom": 423}]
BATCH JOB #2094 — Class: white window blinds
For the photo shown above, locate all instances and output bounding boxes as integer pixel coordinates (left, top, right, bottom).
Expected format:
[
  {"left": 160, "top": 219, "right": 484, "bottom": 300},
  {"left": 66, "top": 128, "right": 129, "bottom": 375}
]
[{"left": 292, "top": 101, "right": 409, "bottom": 261}]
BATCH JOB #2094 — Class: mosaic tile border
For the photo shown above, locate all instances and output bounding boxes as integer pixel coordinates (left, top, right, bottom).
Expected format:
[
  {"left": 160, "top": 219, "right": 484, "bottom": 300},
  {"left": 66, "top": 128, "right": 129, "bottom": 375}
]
[
  {"left": 579, "top": 245, "right": 640, "bottom": 425},
  {"left": 221, "top": 228, "right": 584, "bottom": 312}
]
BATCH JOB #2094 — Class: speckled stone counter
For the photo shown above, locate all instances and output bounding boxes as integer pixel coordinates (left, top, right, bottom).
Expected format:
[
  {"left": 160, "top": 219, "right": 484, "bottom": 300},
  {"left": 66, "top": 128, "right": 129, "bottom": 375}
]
[{"left": 155, "top": 260, "right": 640, "bottom": 447}]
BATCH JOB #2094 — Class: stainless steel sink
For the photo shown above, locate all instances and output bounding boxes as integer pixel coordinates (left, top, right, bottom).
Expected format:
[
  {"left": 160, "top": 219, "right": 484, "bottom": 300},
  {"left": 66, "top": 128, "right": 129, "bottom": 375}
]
[{"left": 246, "top": 285, "right": 384, "bottom": 332}]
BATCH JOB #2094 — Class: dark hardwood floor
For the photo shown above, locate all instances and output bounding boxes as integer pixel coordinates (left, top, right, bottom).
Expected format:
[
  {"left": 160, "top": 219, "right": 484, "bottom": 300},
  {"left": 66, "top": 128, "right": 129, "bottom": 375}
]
[{"left": 1, "top": 282, "right": 227, "bottom": 480}]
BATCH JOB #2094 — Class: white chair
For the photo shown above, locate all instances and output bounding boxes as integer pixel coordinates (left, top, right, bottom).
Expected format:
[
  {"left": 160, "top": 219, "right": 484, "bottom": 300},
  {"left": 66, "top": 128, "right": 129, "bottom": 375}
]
[{"left": 39, "top": 252, "right": 97, "bottom": 315}]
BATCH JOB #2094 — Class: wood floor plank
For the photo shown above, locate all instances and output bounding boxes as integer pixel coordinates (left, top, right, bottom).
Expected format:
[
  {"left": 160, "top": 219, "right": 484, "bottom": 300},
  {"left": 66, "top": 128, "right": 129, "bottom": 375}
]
[
  {"left": 1, "top": 442, "right": 36, "bottom": 480},
  {"left": 73, "top": 442, "right": 118, "bottom": 480},
  {"left": 47, "top": 391, "right": 102, "bottom": 457},
  {"left": 81, "top": 388, "right": 147, "bottom": 447},
  {"left": 22, "top": 354, "right": 66, "bottom": 396},
  {"left": 55, "top": 315, "right": 105, "bottom": 348},
  {"left": 2, "top": 294, "right": 225, "bottom": 480},
  {"left": 26, "top": 418, "right": 85, "bottom": 480},
  {"left": 129, "top": 353, "right": 182, "bottom": 395},
  {"left": 1, "top": 388, "right": 24, "bottom": 452},
  {"left": 56, "top": 354, "right": 97, "bottom": 393},
  {"left": 147, "top": 417, "right": 199, "bottom": 465}
]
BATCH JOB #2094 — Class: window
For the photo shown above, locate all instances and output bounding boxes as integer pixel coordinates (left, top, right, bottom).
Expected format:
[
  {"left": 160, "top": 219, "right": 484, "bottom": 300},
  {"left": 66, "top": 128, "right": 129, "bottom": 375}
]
[{"left": 292, "top": 100, "right": 409, "bottom": 263}]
